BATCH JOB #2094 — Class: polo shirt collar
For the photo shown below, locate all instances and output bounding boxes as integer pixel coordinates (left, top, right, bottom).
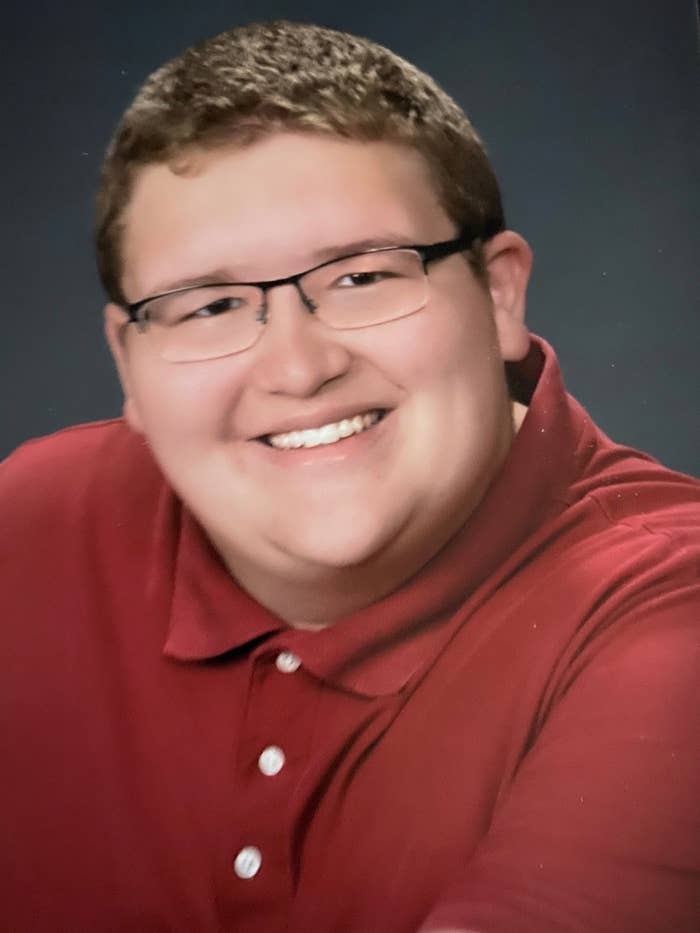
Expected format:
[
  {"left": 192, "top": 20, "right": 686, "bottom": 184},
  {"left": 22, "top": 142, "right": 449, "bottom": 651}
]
[{"left": 163, "top": 336, "right": 587, "bottom": 696}]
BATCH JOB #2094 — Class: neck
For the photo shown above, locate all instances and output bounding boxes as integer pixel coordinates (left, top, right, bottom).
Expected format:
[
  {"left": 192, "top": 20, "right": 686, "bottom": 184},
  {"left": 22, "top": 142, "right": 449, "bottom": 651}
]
[{"left": 221, "top": 518, "right": 440, "bottom": 629}]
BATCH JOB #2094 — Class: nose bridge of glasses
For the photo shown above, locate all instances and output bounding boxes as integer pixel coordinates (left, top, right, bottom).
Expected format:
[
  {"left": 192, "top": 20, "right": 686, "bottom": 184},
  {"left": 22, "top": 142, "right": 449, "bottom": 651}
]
[{"left": 259, "top": 272, "right": 318, "bottom": 322}]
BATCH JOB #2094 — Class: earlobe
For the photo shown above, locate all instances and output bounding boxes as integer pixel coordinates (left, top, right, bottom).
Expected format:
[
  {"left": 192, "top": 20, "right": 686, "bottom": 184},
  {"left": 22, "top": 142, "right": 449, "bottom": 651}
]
[
  {"left": 103, "top": 303, "right": 145, "bottom": 435},
  {"left": 483, "top": 231, "right": 533, "bottom": 362}
]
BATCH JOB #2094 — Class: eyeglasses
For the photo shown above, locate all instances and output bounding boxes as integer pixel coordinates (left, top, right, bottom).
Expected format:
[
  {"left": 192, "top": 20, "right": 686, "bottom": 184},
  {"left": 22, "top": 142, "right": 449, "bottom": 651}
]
[{"left": 124, "top": 231, "right": 476, "bottom": 363}]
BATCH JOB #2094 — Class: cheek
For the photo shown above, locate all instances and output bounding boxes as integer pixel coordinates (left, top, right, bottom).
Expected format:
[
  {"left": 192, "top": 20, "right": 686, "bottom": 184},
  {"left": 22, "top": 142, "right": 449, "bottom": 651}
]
[
  {"left": 128, "top": 360, "right": 244, "bottom": 448},
  {"left": 366, "top": 297, "right": 510, "bottom": 473},
  {"left": 366, "top": 291, "right": 498, "bottom": 390}
]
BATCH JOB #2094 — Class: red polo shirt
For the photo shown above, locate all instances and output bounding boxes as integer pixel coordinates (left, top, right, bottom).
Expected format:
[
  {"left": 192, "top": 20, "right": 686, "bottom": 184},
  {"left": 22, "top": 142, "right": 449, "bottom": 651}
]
[{"left": 2, "top": 339, "right": 699, "bottom": 933}]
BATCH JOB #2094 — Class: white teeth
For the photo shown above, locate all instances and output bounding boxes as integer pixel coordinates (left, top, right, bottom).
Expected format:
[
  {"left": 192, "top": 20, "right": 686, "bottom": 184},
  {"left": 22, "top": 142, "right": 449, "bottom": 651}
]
[{"left": 267, "top": 410, "right": 382, "bottom": 450}]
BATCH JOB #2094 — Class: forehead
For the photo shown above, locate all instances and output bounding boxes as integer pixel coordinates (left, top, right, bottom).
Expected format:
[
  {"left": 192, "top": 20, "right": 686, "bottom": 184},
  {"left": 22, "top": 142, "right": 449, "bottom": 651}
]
[{"left": 120, "top": 133, "right": 452, "bottom": 299}]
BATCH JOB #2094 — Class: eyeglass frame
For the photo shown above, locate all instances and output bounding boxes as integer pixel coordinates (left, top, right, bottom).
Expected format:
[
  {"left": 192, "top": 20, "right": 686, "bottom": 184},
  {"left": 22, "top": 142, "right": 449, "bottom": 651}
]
[{"left": 123, "top": 229, "right": 481, "bottom": 331}]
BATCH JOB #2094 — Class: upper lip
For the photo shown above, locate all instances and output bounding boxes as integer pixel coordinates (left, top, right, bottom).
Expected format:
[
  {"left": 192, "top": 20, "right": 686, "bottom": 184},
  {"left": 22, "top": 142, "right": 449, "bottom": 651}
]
[{"left": 253, "top": 403, "right": 391, "bottom": 439}]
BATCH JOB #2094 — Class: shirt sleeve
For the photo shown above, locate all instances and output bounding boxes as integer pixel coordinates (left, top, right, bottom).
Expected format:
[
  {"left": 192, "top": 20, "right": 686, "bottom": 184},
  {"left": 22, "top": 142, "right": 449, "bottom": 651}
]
[{"left": 420, "top": 573, "right": 700, "bottom": 933}]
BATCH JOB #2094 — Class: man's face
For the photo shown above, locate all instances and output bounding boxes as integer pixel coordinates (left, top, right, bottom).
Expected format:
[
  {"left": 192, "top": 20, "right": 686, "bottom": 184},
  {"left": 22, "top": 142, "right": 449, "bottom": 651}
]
[{"left": 106, "top": 133, "right": 530, "bottom": 592}]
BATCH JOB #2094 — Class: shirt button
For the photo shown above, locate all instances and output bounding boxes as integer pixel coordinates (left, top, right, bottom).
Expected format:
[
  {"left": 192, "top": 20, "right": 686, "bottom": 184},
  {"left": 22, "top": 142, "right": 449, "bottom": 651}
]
[
  {"left": 234, "top": 846, "right": 262, "bottom": 879},
  {"left": 258, "top": 745, "right": 286, "bottom": 777},
  {"left": 275, "top": 651, "right": 301, "bottom": 673}
]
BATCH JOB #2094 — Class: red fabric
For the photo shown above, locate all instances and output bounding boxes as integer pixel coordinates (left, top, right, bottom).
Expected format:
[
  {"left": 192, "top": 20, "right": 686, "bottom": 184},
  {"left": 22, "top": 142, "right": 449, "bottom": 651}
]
[{"left": 1, "top": 338, "right": 698, "bottom": 933}]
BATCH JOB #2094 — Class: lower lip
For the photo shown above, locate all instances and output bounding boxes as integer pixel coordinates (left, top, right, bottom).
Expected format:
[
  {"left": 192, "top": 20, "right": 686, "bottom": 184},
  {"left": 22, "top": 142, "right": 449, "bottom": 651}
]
[{"left": 248, "top": 412, "right": 393, "bottom": 469}]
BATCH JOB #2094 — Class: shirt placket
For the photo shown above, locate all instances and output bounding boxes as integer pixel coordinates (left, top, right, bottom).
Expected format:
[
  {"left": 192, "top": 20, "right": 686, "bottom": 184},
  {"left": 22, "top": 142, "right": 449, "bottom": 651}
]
[{"left": 225, "top": 643, "right": 316, "bottom": 927}]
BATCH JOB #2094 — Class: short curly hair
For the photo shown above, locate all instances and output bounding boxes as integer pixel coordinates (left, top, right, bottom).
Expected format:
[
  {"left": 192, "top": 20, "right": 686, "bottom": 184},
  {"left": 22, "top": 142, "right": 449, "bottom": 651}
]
[{"left": 95, "top": 20, "right": 505, "bottom": 304}]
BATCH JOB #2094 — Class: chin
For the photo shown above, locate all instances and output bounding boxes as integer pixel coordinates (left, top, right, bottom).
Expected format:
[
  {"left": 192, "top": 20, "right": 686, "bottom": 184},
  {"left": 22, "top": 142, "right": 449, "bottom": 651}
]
[{"left": 272, "top": 514, "right": 403, "bottom": 573}]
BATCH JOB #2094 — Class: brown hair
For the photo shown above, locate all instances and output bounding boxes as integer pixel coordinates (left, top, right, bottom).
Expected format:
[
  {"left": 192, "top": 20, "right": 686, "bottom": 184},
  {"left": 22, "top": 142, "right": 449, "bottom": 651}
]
[{"left": 95, "top": 20, "right": 505, "bottom": 304}]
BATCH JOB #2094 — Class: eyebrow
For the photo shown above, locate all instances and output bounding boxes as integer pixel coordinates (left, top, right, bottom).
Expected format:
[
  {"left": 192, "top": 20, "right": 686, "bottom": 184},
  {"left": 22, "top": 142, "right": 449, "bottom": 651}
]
[{"left": 142, "top": 233, "right": 416, "bottom": 298}]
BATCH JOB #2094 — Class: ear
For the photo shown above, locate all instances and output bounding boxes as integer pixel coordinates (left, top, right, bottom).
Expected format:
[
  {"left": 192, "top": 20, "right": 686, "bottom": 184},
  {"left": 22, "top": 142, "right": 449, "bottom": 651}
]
[
  {"left": 482, "top": 230, "right": 532, "bottom": 361},
  {"left": 103, "top": 303, "right": 145, "bottom": 435}
]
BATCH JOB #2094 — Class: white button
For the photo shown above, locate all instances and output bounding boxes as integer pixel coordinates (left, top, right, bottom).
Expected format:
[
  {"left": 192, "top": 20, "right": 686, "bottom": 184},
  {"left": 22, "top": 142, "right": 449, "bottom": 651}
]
[
  {"left": 275, "top": 651, "right": 301, "bottom": 673},
  {"left": 258, "top": 745, "right": 286, "bottom": 777},
  {"left": 234, "top": 846, "right": 262, "bottom": 879}
]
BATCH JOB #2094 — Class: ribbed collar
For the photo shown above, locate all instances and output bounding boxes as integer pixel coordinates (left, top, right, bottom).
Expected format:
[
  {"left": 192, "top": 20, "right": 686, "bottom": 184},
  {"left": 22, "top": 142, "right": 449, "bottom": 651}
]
[{"left": 163, "top": 336, "right": 588, "bottom": 696}]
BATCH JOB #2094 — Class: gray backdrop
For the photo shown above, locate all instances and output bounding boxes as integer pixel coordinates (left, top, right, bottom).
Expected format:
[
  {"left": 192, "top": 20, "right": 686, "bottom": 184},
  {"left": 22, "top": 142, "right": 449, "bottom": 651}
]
[{"left": 2, "top": 0, "right": 698, "bottom": 474}]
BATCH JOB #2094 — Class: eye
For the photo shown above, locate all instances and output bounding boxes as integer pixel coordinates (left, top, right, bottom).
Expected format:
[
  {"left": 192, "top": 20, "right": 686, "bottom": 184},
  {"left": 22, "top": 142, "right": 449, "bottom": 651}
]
[
  {"left": 335, "top": 271, "right": 392, "bottom": 288},
  {"left": 187, "top": 296, "right": 245, "bottom": 319}
]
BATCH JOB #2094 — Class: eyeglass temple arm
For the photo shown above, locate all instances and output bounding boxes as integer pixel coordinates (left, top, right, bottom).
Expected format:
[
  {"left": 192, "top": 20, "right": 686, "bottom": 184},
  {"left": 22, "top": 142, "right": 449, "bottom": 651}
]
[{"left": 418, "top": 228, "right": 483, "bottom": 264}]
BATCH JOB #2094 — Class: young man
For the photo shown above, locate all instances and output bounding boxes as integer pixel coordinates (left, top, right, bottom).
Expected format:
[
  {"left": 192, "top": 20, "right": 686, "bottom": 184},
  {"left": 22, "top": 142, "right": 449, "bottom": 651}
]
[{"left": 2, "top": 21, "right": 698, "bottom": 933}]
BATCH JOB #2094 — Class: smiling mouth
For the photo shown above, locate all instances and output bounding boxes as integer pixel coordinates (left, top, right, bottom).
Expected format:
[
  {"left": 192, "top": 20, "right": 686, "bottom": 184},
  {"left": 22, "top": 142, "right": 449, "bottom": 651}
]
[{"left": 259, "top": 409, "right": 388, "bottom": 450}]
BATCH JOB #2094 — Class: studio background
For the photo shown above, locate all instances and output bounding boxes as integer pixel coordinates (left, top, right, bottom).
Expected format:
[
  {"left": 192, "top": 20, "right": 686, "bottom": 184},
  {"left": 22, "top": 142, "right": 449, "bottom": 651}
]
[{"left": 2, "top": 0, "right": 698, "bottom": 474}]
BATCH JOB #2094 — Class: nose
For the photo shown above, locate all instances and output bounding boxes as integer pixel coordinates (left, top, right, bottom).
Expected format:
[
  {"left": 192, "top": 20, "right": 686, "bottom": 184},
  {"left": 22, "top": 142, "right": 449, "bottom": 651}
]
[{"left": 248, "top": 283, "right": 352, "bottom": 397}]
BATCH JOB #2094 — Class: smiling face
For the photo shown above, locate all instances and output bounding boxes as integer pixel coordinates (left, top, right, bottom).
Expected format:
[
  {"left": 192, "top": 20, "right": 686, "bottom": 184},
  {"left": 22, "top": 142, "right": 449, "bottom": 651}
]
[{"left": 105, "top": 132, "right": 531, "bottom": 625}]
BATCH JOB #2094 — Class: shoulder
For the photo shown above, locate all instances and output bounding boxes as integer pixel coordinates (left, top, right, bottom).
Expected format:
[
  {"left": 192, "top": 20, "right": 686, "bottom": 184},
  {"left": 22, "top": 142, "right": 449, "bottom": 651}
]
[
  {"left": 512, "top": 425, "right": 700, "bottom": 665},
  {"left": 0, "top": 419, "right": 166, "bottom": 543},
  {"left": 563, "top": 409, "right": 700, "bottom": 552},
  {"left": 2, "top": 418, "right": 146, "bottom": 474}
]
